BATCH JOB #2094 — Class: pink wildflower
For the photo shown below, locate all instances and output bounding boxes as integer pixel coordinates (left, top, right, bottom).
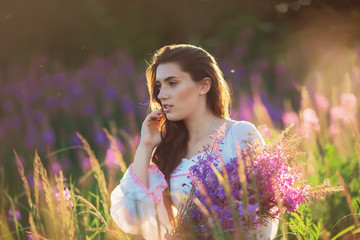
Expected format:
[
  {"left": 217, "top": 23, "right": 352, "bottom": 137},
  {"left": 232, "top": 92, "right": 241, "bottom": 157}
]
[
  {"left": 282, "top": 111, "right": 299, "bottom": 128},
  {"left": 330, "top": 93, "right": 357, "bottom": 124},
  {"left": 250, "top": 72, "right": 262, "bottom": 85},
  {"left": 300, "top": 108, "right": 320, "bottom": 136},
  {"left": 340, "top": 93, "right": 357, "bottom": 111},
  {"left": 340, "top": 93, "right": 357, "bottom": 124},
  {"left": 259, "top": 125, "right": 271, "bottom": 138},
  {"left": 329, "top": 93, "right": 357, "bottom": 136},
  {"left": 237, "top": 95, "right": 254, "bottom": 121},
  {"left": 105, "top": 148, "right": 120, "bottom": 168},
  {"left": 51, "top": 161, "right": 62, "bottom": 174},
  {"left": 275, "top": 63, "right": 286, "bottom": 76},
  {"left": 329, "top": 122, "right": 340, "bottom": 136},
  {"left": 314, "top": 93, "right": 330, "bottom": 112},
  {"left": 256, "top": 58, "right": 269, "bottom": 71},
  {"left": 105, "top": 148, "right": 119, "bottom": 168},
  {"left": 329, "top": 106, "right": 343, "bottom": 137},
  {"left": 105, "top": 139, "right": 123, "bottom": 169},
  {"left": 78, "top": 151, "right": 91, "bottom": 172},
  {"left": 330, "top": 106, "right": 344, "bottom": 122},
  {"left": 55, "top": 187, "right": 74, "bottom": 207}
]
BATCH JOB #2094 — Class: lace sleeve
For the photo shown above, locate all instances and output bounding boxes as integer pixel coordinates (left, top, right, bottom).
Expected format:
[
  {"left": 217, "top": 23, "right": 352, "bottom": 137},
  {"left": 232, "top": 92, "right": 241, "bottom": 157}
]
[{"left": 110, "top": 164, "right": 171, "bottom": 240}]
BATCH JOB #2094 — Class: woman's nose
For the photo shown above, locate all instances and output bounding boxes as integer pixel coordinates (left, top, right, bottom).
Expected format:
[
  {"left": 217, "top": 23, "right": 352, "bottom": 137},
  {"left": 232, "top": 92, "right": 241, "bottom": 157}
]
[{"left": 157, "top": 87, "right": 168, "bottom": 100}]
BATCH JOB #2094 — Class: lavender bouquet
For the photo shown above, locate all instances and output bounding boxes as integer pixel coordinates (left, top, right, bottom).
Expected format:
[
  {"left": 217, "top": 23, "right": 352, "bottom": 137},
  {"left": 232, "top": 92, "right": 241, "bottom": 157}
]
[{"left": 172, "top": 125, "right": 342, "bottom": 239}]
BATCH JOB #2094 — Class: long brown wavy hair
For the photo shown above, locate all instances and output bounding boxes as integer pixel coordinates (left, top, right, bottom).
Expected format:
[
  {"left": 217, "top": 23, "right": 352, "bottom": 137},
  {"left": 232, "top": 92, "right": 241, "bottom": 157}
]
[{"left": 146, "top": 44, "right": 231, "bottom": 223}]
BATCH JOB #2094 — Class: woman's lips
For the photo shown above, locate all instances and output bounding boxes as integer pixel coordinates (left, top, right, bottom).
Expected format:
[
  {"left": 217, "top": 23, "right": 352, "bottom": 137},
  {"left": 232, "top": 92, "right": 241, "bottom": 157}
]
[{"left": 162, "top": 104, "right": 173, "bottom": 112}]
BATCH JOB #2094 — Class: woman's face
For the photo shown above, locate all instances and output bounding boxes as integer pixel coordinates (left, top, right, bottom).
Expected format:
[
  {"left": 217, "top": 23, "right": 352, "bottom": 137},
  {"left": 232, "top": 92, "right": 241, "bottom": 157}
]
[{"left": 155, "top": 62, "right": 204, "bottom": 121}]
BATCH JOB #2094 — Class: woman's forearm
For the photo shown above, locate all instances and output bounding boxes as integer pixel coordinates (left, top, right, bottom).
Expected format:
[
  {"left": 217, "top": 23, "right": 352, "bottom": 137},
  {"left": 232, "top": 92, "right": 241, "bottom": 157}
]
[{"left": 131, "top": 144, "right": 155, "bottom": 188}]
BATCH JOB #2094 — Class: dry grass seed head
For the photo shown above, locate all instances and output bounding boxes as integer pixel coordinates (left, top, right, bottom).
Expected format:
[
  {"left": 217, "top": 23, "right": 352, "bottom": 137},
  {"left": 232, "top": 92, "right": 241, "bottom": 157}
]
[{"left": 76, "top": 132, "right": 110, "bottom": 213}]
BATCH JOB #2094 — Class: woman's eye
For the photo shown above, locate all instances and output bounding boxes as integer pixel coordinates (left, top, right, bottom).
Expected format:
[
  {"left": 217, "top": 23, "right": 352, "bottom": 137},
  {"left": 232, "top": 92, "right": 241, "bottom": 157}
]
[{"left": 169, "top": 81, "right": 177, "bottom": 86}]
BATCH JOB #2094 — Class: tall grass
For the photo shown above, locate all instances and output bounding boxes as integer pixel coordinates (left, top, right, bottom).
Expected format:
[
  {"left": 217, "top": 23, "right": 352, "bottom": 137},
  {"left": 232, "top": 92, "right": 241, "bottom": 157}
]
[{"left": 0, "top": 130, "right": 132, "bottom": 239}]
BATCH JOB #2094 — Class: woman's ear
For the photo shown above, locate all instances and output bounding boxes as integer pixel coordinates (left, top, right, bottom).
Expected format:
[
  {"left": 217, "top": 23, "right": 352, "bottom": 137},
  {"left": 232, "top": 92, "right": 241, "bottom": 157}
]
[{"left": 199, "top": 77, "right": 211, "bottom": 95}]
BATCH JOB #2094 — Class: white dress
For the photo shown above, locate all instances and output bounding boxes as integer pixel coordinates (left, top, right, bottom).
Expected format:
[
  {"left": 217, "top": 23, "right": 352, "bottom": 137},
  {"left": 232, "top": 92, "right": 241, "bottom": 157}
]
[{"left": 110, "top": 121, "right": 279, "bottom": 240}]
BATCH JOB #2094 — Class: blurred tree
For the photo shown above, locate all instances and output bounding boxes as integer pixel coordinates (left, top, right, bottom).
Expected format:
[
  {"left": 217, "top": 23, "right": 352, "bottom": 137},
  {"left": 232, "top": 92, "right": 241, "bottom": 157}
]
[{"left": 0, "top": 0, "right": 359, "bottom": 69}]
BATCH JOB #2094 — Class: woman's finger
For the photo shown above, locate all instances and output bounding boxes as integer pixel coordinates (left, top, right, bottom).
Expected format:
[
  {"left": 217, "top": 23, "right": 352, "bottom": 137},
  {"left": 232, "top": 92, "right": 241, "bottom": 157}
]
[
  {"left": 147, "top": 109, "right": 165, "bottom": 120},
  {"left": 149, "top": 114, "right": 164, "bottom": 121}
]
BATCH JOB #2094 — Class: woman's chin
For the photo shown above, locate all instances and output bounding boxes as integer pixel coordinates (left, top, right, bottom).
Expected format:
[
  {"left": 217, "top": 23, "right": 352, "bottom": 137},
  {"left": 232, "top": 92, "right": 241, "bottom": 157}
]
[{"left": 165, "top": 113, "right": 182, "bottom": 122}]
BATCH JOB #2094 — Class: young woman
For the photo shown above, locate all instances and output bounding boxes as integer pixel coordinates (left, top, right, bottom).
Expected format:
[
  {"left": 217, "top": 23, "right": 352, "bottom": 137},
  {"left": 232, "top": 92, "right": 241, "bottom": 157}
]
[{"left": 110, "top": 44, "right": 278, "bottom": 240}]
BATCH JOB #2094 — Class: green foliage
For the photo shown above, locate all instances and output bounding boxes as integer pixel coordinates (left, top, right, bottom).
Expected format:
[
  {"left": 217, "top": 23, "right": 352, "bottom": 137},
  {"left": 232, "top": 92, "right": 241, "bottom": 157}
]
[{"left": 288, "top": 204, "right": 322, "bottom": 240}]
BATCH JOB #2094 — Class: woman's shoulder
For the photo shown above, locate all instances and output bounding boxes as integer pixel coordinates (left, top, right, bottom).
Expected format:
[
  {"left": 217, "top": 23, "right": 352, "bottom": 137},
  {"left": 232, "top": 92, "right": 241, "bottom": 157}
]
[
  {"left": 223, "top": 119, "right": 263, "bottom": 145},
  {"left": 219, "top": 119, "right": 264, "bottom": 160},
  {"left": 224, "top": 119, "right": 258, "bottom": 135}
]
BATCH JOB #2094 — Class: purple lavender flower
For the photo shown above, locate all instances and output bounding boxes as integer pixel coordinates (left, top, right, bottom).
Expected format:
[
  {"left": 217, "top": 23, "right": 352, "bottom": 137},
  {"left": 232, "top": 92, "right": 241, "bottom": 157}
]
[
  {"left": 32, "top": 111, "right": 46, "bottom": 124},
  {"left": 234, "top": 45, "right": 248, "bottom": 59},
  {"left": 93, "top": 128, "right": 107, "bottom": 146},
  {"left": 79, "top": 156, "right": 91, "bottom": 171},
  {"left": 59, "top": 157, "right": 71, "bottom": 170},
  {"left": 25, "top": 126, "right": 39, "bottom": 149},
  {"left": 255, "top": 58, "right": 269, "bottom": 71},
  {"left": 51, "top": 161, "right": 62, "bottom": 174},
  {"left": 241, "top": 26, "right": 254, "bottom": 40},
  {"left": 69, "top": 83, "right": 84, "bottom": 98},
  {"left": 26, "top": 174, "right": 43, "bottom": 189},
  {"left": 119, "top": 60, "right": 135, "bottom": 75},
  {"left": 42, "top": 128, "right": 55, "bottom": 144},
  {"left": 45, "top": 96, "right": 59, "bottom": 109},
  {"left": 70, "top": 133, "right": 82, "bottom": 146},
  {"left": 104, "top": 86, "right": 117, "bottom": 100},
  {"left": 8, "top": 208, "right": 22, "bottom": 223},
  {"left": 93, "top": 75, "right": 106, "bottom": 85},
  {"left": 11, "top": 116, "right": 21, "bottom": 129},
  {"left": 135, "top": 82, "right": 148, "bottom": 102},
  {"left": 275, "top": 63, "right": 287, "bottom": 76},
  {"left": 27, "top": 234, "right": 35, "bottom": 240},
  {"left": 83, "top": 104, "right": 95, "bottom": 116},
  {"left": 52, "top": 73, "right": 65, "bottom": 84},
  {"left": 2, "top": 100, "right": 13, "bottom": 112},
  {"left": 250, "top": 72, "right": 262, "bottom": 85},
  {"left": 261, "top": 97, "right": 284, "bottom": 124},
  {"left": 236, "top": 95, "right": 254, "bottom": 121},
  {"left": 120, "top": 98, "right": 135, "bottom": 114}
]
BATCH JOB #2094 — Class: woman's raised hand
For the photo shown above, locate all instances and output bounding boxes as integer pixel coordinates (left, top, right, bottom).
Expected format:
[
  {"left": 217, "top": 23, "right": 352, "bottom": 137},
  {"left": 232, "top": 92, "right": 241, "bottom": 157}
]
[
  {"left": 131, "top": 109, "right": 165, "bottom": 187},
  {"left": 139, "top": 109, "right": 165, "bottom": 149},
  {"left": 164, "top": 233, "right": 182, "bottom": 240}
]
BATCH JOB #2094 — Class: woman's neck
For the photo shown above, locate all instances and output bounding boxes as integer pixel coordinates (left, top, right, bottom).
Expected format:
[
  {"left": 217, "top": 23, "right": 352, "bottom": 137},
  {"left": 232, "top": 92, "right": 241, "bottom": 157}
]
[{"left": 184, "top": 109, "right": 221, "bottom": 141}]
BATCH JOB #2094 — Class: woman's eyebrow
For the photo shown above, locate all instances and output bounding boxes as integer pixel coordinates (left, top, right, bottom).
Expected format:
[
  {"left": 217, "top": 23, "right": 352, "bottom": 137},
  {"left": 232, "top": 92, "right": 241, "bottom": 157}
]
[{"left": 155, "top": 76, "right": 178, "bottom": 83}]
